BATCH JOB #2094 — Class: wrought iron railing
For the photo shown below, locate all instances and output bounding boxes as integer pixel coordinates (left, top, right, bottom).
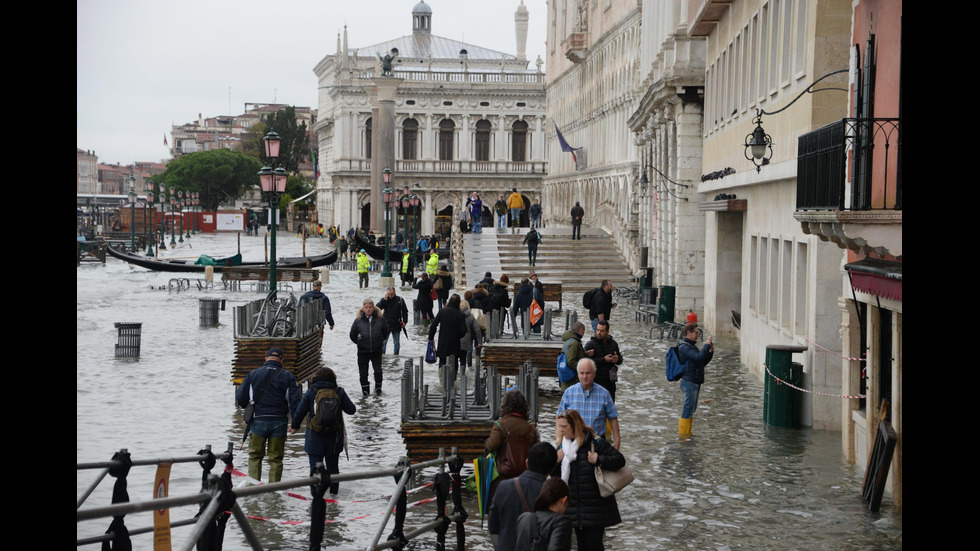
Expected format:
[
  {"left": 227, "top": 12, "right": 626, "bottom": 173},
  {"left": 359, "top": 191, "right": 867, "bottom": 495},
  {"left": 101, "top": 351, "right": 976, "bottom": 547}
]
[{"left": 797, "top": 117, "right": 901, "bottom": 211}]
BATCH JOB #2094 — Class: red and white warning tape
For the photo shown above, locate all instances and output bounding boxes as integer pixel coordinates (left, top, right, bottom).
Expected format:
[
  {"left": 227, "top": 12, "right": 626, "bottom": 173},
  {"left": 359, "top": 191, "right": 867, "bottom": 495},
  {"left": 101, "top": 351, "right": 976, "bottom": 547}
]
[
  {"left": 231, "top": 468, "right": 434, "bottom": 503},
  {"left": 803, "top": 336, "right": 864, "bottom": 362},
  {"left": 764, "top": 363, "right": 865, "bottom": 399},
  {"left": 239, "top": 495, "right": 437, "bottom": 527}
]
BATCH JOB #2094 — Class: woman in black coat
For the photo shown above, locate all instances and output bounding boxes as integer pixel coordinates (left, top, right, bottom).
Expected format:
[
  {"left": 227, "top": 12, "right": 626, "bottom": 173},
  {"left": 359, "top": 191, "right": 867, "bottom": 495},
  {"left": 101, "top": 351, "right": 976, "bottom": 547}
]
[
  {"left": 555, "top": 409, "right": 625, "bottom": 550},
  {"left": 427, "top": 294, "right": 467, "bottom": 374},
  {"left": 413, "top": 272, "right": 434, "bottom": 322}
]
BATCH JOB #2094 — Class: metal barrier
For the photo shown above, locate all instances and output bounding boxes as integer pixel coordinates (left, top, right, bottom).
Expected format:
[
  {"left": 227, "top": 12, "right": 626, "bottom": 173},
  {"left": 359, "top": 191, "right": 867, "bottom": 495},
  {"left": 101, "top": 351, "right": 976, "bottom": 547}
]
[
  {"left": 168, "top": 278, "right": 192, "bottom": 293},
  {"left": 77, "top": 444, "right": 467, "bottom": 551},
  {"left": 232, "top": 293, "right": 328, "bottom": 338}
]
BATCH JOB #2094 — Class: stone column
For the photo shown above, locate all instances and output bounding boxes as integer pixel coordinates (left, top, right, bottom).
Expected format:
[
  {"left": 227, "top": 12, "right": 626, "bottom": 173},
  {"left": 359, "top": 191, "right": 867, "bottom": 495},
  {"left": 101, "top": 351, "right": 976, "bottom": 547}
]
[{"left": 370, "top": 77, "right": 403, "bottom": 233}]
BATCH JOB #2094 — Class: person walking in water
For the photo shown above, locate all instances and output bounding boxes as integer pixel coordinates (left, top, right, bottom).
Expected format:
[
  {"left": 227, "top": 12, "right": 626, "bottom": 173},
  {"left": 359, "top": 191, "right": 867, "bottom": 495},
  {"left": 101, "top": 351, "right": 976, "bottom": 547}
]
[
  {"left": 677, "top": 322, "right": 713, "bottom": 437},
  {"left": 289, "top": 367, "right": 356, "bottom": 494},
  {"left": 237, "top": 348, "right": 301, "bottom": 483}
]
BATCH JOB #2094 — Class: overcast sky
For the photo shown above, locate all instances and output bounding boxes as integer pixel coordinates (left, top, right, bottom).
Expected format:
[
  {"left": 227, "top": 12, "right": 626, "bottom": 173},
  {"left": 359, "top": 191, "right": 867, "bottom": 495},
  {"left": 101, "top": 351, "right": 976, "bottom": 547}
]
[{"left": 77, "top": 0, "right": 548, "bottom": 166}]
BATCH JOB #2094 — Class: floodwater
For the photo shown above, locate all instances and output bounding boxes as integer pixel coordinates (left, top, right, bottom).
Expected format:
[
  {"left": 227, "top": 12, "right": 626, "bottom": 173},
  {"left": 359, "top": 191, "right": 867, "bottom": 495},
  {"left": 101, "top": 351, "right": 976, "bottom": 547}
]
[{"left": 77, "top": 232, "right": 902, "bottom": 550}]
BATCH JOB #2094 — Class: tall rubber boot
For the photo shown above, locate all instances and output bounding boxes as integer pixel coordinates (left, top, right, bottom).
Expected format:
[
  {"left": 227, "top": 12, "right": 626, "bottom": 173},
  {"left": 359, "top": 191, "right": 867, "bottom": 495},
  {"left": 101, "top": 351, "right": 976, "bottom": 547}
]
[
  {"left": 247, "top": 435, "right": 265, "bottom": 481},
  {"left": 266, "top": 437, "right": 286, "bottom": 482},
  {"left": 678, "top": 417, "right": 692, "bottom": 438}
]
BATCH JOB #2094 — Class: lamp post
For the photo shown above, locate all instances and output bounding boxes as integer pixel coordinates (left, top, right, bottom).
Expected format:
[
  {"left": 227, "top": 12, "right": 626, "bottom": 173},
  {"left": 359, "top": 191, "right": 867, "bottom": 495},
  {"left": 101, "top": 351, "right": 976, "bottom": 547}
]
[
  {"left": 380, "top": 167, "right": 394, "bottom": 280},
  {"left": 410, "top": 193, "right": 421, "bottom": 267},
  {"left": 257, "top": 131, "right": 287, "bottom": 300},
  {"left": 194, "top": 193, "right": 201, "bottom": 233},
  {"left": 145, "top": 181, "right": 155, "bottom": 257},
  {"left": 183, "top": 192, "right": 191, "bottom": 239},
  {"left": 169, "top": 192, "right": 177, "bottom": 247},
  {"left": 127, "top": 177, "right": 137, "bottom": 252}
]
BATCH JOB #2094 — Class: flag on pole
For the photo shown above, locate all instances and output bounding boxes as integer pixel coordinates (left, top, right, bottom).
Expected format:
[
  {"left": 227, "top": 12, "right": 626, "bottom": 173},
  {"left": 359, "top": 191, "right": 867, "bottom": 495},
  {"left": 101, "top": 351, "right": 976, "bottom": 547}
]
[
  {"left": 310, "top": 147, "right": 320, "bottom": 180},
  {"left": 163, "top": 134, "right": 168, "bottom": 146},
  {"left": 555, "top": 122, "right": 587, "bottom": 170}
]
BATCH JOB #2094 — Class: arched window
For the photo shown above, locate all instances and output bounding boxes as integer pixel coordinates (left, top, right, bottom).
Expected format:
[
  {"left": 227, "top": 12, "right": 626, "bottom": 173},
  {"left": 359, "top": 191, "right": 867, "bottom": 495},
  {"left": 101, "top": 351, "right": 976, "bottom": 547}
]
[
  {"left": 512, "top": 120, "right": 528, "bottom": 162},
  {"left": 439, "top": 119, "right": 455, "bottom": 161},
  {"left": 365, "top": 117, "right": 372, "bottom": 159},
  {"left": 402, "top": 118, "right": 418, "bottom": 160},
  {"left": 475, "top": 119, "right": 491, "bottom": 161}
]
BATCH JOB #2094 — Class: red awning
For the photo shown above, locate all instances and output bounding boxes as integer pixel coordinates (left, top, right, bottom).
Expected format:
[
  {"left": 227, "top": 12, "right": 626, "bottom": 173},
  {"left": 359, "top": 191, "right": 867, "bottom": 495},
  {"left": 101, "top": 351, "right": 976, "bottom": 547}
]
[{"left": 845, "top": 259, "right": 902, "bottom": 302}]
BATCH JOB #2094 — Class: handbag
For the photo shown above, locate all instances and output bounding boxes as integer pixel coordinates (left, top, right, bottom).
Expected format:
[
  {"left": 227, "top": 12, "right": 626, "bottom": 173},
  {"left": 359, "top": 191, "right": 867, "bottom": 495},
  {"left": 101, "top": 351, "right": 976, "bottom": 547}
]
[
  {"left": 243, "top": 367, "right": 279, "bottom": 425},
  {"left": 592, "top": 440, "right": 634, "bottom": 497},
  {"left": 433, "top": 277, "right": 444, "bottom": 291},
  {"left": 430, "top": 289, "right": 438, "bottom": 300},
  {"left": 425, "top": 341, "right": 437, "bottom": 364}
]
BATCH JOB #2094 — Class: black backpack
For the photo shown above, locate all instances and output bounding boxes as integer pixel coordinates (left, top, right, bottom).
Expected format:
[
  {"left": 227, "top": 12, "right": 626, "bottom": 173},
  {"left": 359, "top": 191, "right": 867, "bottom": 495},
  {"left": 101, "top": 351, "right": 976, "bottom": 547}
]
[
  {"left": 310, "top": 388, "right": 342, "bottom": 432},
  {"left": 583, "top": 287, "right": 599, "bottom": 309}
]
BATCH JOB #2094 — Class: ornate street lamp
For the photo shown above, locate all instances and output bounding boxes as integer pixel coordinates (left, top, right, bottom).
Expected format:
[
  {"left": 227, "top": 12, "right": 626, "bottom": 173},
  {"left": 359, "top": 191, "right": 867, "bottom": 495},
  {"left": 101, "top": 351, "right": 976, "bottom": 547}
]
[
  {"left": 127, "top": 177, "right": 137, "bottom": 252},
  {"left": 257, "top": 130, "right": 286, "bottom": 299},
  {"left": 169, "top": 193, "right": 177, "bottom": 246},
  {"left": 381, "top": 167, "right": 394, "bottom": 279},
  {"left": 145, "top": 180, "right": 155, "bottom": 256},
  {"left": 744, "top": 114, "right": 772, "bottom": 173},
  {"left": 410, "top": 193, "right": 421, "bottom": 266}
]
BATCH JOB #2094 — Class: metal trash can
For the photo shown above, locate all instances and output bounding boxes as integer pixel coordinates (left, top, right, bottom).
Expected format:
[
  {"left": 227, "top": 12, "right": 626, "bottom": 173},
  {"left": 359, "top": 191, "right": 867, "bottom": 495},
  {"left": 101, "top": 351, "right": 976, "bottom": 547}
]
[
  {"left": 199, "top": 298, "right": 223, "bottom": 327},
  {"left": 657, "top": 285, "right": 675, "bottom": 323},
  {"left": 763, "top": 344, "right": 807, "bottom": 427},
  {"left": 114, "top": 322, "right": 142, "bottom": 358}
]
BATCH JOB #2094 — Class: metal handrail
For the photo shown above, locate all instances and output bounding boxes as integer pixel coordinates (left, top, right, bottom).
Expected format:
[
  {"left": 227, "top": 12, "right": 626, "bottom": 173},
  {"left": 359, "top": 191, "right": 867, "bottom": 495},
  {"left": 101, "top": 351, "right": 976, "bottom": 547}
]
[{"left": 77, "top": 443, "right": 465, "bottom": 551}]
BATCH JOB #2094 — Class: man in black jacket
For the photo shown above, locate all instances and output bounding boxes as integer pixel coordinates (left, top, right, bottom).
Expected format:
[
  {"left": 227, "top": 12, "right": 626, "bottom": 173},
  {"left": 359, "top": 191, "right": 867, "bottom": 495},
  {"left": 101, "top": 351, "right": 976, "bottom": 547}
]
[
  {"left": 584, "top": 320, "right": 624, "bottom": 401},
  {"left": 350, "top": 299, "right": 391, "bottom": 396},
  {"left": 588, "top": 280, "right": 615, "bottom": 332},
  {"left": 488, "top": 442, "right": 558, "bottom": 550},
  {"left": 376, "top": 286, "right": 408, "bottom": 355}
]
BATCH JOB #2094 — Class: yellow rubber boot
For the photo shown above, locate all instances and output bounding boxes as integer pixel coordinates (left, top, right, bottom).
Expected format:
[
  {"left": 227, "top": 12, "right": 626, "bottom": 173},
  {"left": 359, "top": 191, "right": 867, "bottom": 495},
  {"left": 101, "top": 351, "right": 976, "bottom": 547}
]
[{"left": 678, "top": 417, "right": 692, "bottom": 437}]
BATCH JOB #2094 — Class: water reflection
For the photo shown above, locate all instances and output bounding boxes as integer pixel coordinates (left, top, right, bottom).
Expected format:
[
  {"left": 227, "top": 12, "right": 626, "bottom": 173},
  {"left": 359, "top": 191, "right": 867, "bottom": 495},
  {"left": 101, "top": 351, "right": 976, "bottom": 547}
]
[{"left": 77, "top": 233, "right": 901, "bottom": 550}]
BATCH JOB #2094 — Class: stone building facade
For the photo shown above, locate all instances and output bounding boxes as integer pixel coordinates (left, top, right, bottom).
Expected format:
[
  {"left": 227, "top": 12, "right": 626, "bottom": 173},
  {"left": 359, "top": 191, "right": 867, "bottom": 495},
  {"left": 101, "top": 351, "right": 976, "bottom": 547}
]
[
  {"left": 693, "top": 0, "right": 852, "bottom": 429},
  {"left": 627, "top": 0, "right": 708, "bottom": 322},
  {"left": 542, "top": 0, "right": 643, "bottom": 270},
  {"left": 313, "top": 1, "right": 547, "bottom": 236}
]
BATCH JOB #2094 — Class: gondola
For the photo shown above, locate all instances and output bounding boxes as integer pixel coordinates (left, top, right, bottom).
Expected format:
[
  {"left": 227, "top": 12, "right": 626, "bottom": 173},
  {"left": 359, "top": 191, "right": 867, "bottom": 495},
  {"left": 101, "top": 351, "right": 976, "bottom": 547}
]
[
  {"left": 353, "top": 231, "right": 406, "bottom": 261},
  {"left": 106, "top": 245, "right": 337, "bottom": 273}
]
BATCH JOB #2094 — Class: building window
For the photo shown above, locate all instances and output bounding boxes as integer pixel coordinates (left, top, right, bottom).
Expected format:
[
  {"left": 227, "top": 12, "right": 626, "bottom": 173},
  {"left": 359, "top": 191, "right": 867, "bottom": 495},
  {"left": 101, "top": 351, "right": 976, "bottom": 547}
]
[
  {"left": 439, "top": 119, "right": 455, "bottom": 161},
  {"left": 475, "top": 119, "right": 491, "bottom": 161},
  {"left": 512, "top": 120, "right": 528, "bottom": 162},
  {"left": 403, "top": 118, "right": 418, "bottom": 160},
  {"left": 365, "top": 117, "right": 372, "bottom": 159}
]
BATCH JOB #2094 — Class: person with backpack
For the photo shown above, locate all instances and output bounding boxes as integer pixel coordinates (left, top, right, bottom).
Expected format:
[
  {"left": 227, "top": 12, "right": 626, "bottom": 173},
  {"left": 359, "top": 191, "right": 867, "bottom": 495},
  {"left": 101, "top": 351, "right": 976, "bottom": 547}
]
[
  {"left": 487, "top": 439, "right": 556, "bottom": 551},
  {"left": 585, "top": 280, "right": 614, "bottom": 332},
  {"left": 523, "top": 227, "right": 542, "bottom": 266},
  {"left": 558, "top": 322, "right": 587, "bottom": 391},
  {"left": 289, "top": 367, "right": 356, "bottom": 494},
  {"left": 677, "top": 323, "right": 714, "bottom": 437},
  {"left": 514, "top": 477, "right": 573, "bottom": 551}
]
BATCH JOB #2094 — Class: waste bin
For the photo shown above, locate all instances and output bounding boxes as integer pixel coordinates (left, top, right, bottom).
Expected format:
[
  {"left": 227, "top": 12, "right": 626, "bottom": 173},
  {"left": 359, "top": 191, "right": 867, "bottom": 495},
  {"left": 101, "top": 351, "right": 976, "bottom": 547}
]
[
  {"left": 763, "top": 344, "right": 807, "bottom": 427},
  {"left": 657, "top": 285, "right": 675, "bottom": 323},
  {"left": 199, "top": 298, "right": 222, "bottom": 327},
  {"left": 114, "top": 322, "right": 142, "bottom": 358}
]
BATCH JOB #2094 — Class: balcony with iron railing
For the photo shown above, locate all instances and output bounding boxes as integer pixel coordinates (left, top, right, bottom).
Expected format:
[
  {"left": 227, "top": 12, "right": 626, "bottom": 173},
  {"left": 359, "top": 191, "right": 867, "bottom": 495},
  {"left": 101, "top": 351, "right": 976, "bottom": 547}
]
[
  {"left": 794, "top": 118, "right": 902, "bottom": 258},
  {"left": 333, "top": 158, "right": 546, "bottom": 176}
]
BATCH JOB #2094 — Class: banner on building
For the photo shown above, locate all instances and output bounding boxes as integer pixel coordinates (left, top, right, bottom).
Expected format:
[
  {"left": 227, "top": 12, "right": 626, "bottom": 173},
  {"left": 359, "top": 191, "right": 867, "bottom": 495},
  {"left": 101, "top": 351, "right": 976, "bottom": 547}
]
[{"left": 554, "top": 123, "right": 586, "bottom": 171}]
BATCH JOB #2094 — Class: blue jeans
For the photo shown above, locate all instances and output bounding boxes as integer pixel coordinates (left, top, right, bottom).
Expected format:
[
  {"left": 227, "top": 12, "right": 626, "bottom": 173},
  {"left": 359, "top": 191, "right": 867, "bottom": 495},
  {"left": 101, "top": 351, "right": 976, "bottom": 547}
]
[
  {"left": 531, "top": 215, "right": 540, "bottom": 228},
  {"left": 471, "top": 218, "right": 482, "bottom": 233},
  {"left": 591, "top": 317, "right": 599, "bottom": 332},
  {"left": 383, "top": 330, "right": 401, "bottom": 354},
  {"left": 510, "top": 208, "right": 521, "bottom": 227},
  {"left": 497, "top": 214, "right": 506, "bottom": 228},
  {"left": 681, "top": 379, "right": 701, "bottom": 418}
]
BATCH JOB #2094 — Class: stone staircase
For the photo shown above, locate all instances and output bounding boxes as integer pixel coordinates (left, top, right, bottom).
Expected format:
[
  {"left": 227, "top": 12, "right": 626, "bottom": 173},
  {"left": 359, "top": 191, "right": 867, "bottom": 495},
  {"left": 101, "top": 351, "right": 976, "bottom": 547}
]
[{"left": 460, "top": 227, "right": 634, "bottom": 305}]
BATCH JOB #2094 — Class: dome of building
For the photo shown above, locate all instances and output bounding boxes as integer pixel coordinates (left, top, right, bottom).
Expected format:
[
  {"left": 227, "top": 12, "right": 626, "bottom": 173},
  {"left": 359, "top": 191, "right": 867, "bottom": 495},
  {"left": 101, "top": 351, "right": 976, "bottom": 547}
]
[{"left": 412, "top": 1, "right": 432, "bottom": 15}]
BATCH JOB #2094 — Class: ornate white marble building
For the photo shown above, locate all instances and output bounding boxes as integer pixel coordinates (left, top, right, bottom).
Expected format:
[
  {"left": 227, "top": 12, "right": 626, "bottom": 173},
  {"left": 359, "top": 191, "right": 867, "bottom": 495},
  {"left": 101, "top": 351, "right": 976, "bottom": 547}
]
[
  {"left": 313, "top": 1, "right": 547, "bottom": 235},
  {"left": 541, "top": 0, "right": 643, "bottom": 272}
]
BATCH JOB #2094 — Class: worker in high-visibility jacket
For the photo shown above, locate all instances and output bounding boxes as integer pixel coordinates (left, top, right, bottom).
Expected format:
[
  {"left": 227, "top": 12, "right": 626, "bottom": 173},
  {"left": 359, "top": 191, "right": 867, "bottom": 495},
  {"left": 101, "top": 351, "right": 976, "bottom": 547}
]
[
  {"left": 426, "top": 251, "right": 439, "bottom": 276},
  {"left": 357, "top": 249, "right": 371, "bottom": 289},
  {"left": 401, "top": 249, "right": 412, "bottom": 286}
]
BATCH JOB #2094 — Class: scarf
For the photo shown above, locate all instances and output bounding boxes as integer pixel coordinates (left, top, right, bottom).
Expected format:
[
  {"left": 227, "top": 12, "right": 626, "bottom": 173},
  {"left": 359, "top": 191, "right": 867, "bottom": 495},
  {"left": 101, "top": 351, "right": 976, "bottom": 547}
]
[{"left": 560, "top": 436, "right": 580, "bottom": 483}]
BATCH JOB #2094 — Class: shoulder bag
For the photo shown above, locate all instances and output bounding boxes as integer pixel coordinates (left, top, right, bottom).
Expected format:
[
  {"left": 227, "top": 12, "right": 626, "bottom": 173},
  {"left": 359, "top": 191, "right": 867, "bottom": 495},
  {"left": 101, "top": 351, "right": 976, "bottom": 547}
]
[{"left": 592, "top": 440, "right": 634, "bottom": 497}]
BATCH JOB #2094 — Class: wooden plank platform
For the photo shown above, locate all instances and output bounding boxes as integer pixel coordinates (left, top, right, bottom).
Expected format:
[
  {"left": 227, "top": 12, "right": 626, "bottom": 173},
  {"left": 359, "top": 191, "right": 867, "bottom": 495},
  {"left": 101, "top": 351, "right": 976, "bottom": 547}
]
[
  {"left": 512, "top": 281, "right": 563, "bottom": 310},
  {"left": 230, "top": 330, "right": 324, "bottom": 386},
  {"left": 481, "top": 340, "right": 563, "bottom": 377},
  {"left": 399, "top": 421, "right": 493, "bottom": 464}
]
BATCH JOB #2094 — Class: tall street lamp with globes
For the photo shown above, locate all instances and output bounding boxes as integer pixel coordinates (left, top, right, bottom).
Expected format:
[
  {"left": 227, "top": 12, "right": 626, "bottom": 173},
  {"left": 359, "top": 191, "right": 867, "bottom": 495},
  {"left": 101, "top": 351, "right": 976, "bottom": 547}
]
[{"left": 257, "top": 131, "right": 288, "bottom": 299}]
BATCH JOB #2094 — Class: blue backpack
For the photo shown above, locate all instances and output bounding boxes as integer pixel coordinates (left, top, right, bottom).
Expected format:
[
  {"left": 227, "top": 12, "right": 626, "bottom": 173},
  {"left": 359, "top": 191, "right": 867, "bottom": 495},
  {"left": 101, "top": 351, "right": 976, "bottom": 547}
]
[
  {"left": 557, "top": 339, "right": 576, "bottom": 383},
  {"left": 666, "top": 343, "right": 688, "bottom": 382}
]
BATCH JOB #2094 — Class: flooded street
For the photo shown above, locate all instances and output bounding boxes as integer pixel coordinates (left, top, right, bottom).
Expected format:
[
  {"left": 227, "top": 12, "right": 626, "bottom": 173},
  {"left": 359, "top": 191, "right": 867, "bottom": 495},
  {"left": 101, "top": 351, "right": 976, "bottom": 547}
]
[{"left": 78, "top": 232, "right": 901, "bottom": 550}]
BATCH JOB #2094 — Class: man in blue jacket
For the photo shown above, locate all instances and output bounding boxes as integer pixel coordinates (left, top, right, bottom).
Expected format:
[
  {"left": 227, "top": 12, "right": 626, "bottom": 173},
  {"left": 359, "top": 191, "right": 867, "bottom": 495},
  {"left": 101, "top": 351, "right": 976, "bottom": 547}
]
[
  {"left": 237, "top": 348, "right": 301, "bottom": 482},
  {"left": 677, "top": 323, "right": 713, "bottom": 437}
]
